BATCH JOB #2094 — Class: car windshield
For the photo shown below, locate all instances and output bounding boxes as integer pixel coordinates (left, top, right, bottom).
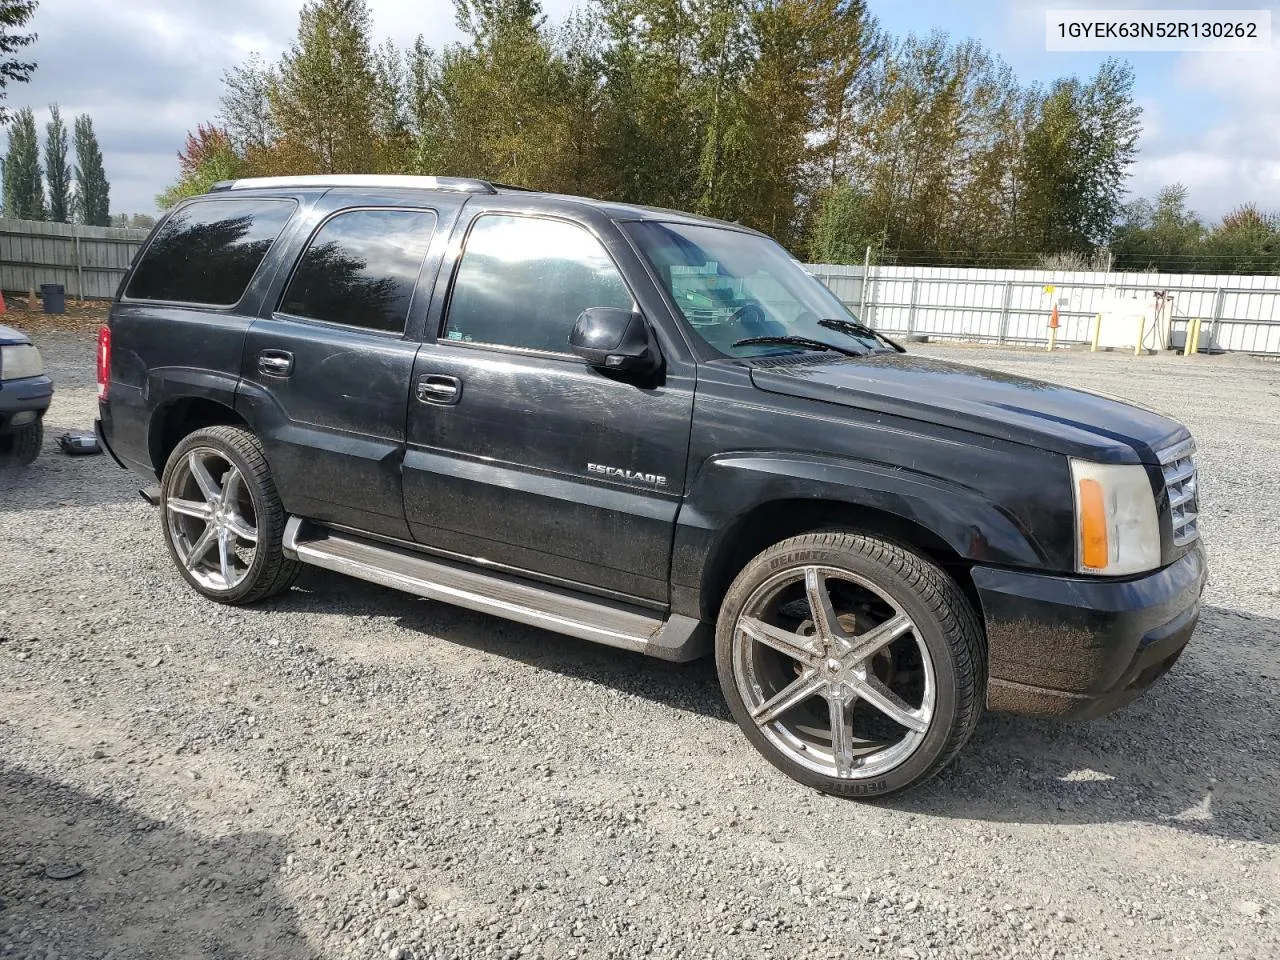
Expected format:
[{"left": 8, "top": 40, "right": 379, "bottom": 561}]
[{"left": 624, "top": 220, "right": 882, "bottom": 358}]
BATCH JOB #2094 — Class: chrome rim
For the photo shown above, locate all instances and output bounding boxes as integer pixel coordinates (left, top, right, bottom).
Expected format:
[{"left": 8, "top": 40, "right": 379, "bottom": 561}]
[
  {"left": 733, "top": 565, "right": 936, "bottom": 780},
  {"left": 164, "top": 448, "right": 258, "bottom": 592}
]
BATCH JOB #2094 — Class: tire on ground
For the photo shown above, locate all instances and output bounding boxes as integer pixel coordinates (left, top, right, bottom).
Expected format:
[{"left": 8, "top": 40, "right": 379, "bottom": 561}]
[
  {"left": 159, "top": 424, "right": 301, "bottom": 605},
  {"left": 715, "top": 531, "right": 986, "bottom": 798},
  {"left": 0, "top": 418, "right": 43, "bottom": 468}
]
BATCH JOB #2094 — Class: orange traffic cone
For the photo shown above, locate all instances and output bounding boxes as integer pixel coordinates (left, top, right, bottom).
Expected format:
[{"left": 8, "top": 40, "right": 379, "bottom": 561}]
[
  {"left": 1048, "top": 303, "right": 1060, "bottom": 329},
  {"left": 0, "top": 290, "right": 7, "bottom": 315}
]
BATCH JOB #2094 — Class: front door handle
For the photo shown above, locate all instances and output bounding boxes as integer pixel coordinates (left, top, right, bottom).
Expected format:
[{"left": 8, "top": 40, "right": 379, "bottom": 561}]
[
  {"left": 258, "top": 350, "right": 294, "bottom": 377},
  {"left": 417, "top": 375, "right": 462, "bottom": 405}
]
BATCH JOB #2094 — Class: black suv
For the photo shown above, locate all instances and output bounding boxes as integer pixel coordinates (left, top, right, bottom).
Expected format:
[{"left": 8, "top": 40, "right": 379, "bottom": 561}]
[{"left": 97, "top": 175, "right": 1206, "bottom": 797}]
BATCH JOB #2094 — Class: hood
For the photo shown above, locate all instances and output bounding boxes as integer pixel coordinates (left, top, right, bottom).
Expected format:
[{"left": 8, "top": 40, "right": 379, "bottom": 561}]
[
  {"left": 748, "top": 353, "right": 1188, "bottom": 464},
  {"left": 0, "top": 323, "right": 31, "bottom": 346}
]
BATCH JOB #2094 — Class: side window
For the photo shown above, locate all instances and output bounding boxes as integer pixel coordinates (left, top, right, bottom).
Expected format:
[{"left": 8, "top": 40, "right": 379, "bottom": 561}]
[
  {"left": 125, "top": 198, "right": 295, "bottom": 306},
  {"left": 444, "top": 215, "right": 633, "bottom": 353},
  {"left": 279, "top": 208, "right": 437, "bottom": 334}
]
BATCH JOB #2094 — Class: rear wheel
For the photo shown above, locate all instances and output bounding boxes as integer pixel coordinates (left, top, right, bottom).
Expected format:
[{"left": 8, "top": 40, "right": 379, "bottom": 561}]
[
  {"left": 716, "top": 532, "right": 985, "bottom": 798},
  {"left": 159, "top": 425, "right": 300, "bottom": 604},
  {"left": 0, "top": 417, "right": 43, "bottom": 468}
]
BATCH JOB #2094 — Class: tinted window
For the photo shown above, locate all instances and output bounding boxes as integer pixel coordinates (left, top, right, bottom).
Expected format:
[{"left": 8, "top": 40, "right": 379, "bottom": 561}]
[
  {"left": 444, "top": 215, "right": 633, "bottom": 353},
  {"left": 126, "top": 198, "right": 295, "bottom": 305},
  {"left": 280, "top": 208, "right": 437, "bottom": 333}
]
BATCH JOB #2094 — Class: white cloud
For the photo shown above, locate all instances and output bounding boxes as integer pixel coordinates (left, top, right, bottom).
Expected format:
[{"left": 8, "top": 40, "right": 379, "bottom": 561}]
[{"left": 1134, "top": 45, "right": 1280, "bottom": 218}]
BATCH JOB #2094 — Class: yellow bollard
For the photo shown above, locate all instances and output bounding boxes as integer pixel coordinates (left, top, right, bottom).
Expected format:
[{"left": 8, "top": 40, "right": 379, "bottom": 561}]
[
  {"left": 1134, "top": 316, "right": 1146, "bottom": 356},
  {"left": 1185, "top": 317, "right": 1202, "bottom": 356},
  {"left": 1090, "top": 313, "right": 1102, "bottom": 352},
  {"left": 1047, "top": 326, "right": 1057, "bottom": 352}
]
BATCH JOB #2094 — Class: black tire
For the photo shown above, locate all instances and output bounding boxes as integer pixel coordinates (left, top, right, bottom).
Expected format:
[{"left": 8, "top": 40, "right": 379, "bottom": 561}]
[
  {"left": 159, "top": 425, "right": 301, "bottom": 605},
  {"left": 715, "top": 532, "right": 985, "bottom": 798},
  {"left": 0, "top": 417, "right": 43, "bottom": 468}
]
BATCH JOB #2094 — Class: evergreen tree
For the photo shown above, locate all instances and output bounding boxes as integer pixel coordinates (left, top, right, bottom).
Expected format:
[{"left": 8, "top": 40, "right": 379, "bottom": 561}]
[
  {"left": 3, "top": 105, "right": 43, "bottom": 219},
  {"left": 44, "top": 103, "right": 70, "bottom": 222},
  {"left": 0, "top": 0, "right": 38, "bottom": 126},
  {"left": 73, "top": 113, "right": 110, "bottom": 226}
]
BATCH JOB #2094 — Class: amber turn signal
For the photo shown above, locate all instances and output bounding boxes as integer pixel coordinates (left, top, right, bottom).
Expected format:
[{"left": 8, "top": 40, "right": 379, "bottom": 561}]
[{"left": 1077, "top": 477, "right": 1109, "bottom": 569}]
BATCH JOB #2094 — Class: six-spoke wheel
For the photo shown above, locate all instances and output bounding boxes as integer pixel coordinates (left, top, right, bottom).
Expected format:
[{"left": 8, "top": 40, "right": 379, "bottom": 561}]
[
  {"left": 159, "top": 425, "right": 300, "bottom": 604},
  {"left": 717, "top": 532, "right": 985, "bottom": 797}
]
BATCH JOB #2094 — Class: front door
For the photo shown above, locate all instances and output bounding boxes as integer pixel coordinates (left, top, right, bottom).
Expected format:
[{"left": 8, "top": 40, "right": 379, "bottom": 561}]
[
  {"left": 402, "top": 211, "right": 694, "bottom": 603},
  {"left": 238, "top": 205, "right": 440, "bottom": 541}
]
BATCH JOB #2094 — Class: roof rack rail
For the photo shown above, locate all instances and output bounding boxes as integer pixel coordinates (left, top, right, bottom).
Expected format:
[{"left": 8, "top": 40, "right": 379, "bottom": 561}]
[{"left": 208, "top": 175, "right": 497, "bottom": 195}]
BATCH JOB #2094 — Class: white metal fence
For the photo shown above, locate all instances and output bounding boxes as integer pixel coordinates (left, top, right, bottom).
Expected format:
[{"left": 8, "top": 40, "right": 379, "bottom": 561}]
[
  {"left": 804, "top": 263, "right": 1280, "bottom": 355},
  {"left": 0, "top": 217, "right": 151, "bottom": 301}
]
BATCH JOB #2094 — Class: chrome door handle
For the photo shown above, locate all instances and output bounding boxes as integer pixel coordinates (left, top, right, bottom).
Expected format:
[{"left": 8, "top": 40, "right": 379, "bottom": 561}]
[
  {"left": 258, "top": 350, "right": 293, "bottom": 376},
  {"left": 417, "top": 375, "right": 462, "bottom": 404}
]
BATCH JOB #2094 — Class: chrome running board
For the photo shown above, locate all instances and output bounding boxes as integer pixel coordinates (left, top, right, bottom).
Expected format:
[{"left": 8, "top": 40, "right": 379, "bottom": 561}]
[{"left": 282, "top": 517, "right": 708, "bottom": 662}]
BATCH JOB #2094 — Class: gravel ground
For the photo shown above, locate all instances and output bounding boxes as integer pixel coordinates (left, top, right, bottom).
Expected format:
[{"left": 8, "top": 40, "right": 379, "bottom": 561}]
[{"left": 2, "top": 327, "right": 1278, "bottom": 960}]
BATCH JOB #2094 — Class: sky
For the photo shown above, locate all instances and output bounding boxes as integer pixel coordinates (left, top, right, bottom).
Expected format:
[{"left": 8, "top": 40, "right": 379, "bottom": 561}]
[{"left": 12, "top": 0, "right": 1279, "bottom": 220}]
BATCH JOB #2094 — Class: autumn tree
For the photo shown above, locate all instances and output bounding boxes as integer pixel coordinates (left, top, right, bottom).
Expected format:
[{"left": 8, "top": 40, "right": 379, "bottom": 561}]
[
  {"left": 157, "top": 124, "right": 244, "bottom": 208},
  {"left": 268, "top": 0, "right": 380, "bottom": 174}
]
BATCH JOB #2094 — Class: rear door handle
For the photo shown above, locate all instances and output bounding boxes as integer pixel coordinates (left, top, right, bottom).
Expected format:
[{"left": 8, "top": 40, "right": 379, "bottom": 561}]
[
  {"left": 416, "top": 374, "right": 462, "bottom": 405},
  {"left": 258, "top": 350, "right": 294, "bottom": 377}
]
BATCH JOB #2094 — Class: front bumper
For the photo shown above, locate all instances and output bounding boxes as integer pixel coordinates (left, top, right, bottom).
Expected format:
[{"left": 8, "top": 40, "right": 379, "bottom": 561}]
[
  {"left": 974, "top": 544, "right": 1207, "bottom": 719},
  {"left": 0, "top": 373, "right": 53, "bottom": 432}
]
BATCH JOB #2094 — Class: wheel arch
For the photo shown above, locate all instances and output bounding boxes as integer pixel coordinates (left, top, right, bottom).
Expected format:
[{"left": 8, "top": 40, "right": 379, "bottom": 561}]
[
  {"left": 696, "top": 498, "right": 982, "bottom": 625},
  {"left": 675, "top": 452, "right": 1046, "bottom": 624},
  {"left": 149, "top": 396, "right": 249, "bottom": 474}
]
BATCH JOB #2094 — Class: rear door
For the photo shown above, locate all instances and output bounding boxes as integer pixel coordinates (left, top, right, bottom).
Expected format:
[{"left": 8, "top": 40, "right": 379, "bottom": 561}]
[
  {"left": 401, "top": 201, "right": 696, "bottom": 604},
  {"left": 237, "top": 190, "right": 463, "bottom": 541}
]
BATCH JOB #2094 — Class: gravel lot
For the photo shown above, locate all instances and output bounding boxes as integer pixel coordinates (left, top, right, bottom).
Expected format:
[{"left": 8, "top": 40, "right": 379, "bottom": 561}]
[{"left": 2, "top": 326, "right": 1278, "bottom": 960}]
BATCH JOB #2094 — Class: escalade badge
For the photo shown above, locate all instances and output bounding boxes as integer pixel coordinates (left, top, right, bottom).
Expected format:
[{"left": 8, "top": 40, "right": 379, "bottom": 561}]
[{"left": 588, "top": 463, "right": 668, "bottom": 486}]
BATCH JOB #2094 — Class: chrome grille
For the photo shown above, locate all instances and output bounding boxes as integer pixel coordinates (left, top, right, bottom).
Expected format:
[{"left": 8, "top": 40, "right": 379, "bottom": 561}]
[{"left": 1158, "top": 438, "right": 1199, "bottom": 546}]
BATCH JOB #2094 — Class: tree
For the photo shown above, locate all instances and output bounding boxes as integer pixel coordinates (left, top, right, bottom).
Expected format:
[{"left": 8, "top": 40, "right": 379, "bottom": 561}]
[
  {"left": 1204, "top": 205, "right": 1280, "bottom": 275},
  {"left": 0, "top": 0, "right": 37, "bottom": 126},
  {"left": 157, "top": 124, "right": 243, "bottom": 208},
  {"left": 268, "top": 0, "right": 380, "bottom": 174},
  {"left": 415, "top": 0, "right": 575, "bottom": 190},
  {"left": 1110, "top": 183, "right": 1205, "bottom": 272},
  {"left": 44, "top": 103, "right": 69, "bottom": 222},
  {"left": 219, "top": 53, "right": 278, "bottom": 159},
  {"left": 73, "top": 113, "right": 110, "bottom": 226},
  {"left": 2, "top": 105, "right": 42, "bottom": 219},
  {"left": 1019, "top": 59, "right": 1140, "bottom": 253},
  {"left": 809, "top": 182, "right": 880, "bottom": 263},
  {"left": 111, "top": 212, "right": 156, "bottom": 229}
]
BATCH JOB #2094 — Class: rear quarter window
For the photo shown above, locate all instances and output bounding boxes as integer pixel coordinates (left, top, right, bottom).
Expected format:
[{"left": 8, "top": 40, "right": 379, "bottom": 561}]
[{"left": 125, "top": 197, "right": 296, "bottom": 306}]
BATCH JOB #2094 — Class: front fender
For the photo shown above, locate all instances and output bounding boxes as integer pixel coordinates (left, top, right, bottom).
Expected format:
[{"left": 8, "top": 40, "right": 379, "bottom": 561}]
[{"left": 672, "top": 451, "right": 1064, "bottom": 618}]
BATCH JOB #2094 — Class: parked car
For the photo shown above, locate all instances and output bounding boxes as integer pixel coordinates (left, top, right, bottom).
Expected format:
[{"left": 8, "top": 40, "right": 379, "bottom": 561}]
[
  {"left": 95, "top": 175, "right": 1206, "bottom": 797},
  {"left": 0, "top": 321, "right": 52, "bottom": 468}
]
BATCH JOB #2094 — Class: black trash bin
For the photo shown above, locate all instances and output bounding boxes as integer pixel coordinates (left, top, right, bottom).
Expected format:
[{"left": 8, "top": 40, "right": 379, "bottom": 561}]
[{"left": 39, "top": 283, "right": 66, "bottom": 314}]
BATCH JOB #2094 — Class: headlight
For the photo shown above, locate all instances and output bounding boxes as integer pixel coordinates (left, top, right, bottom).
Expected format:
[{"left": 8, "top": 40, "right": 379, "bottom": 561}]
[
  {"left": 1069, "top": 459, "right": 1160, "bottom": 575},
  {"left": 0, "top": 343, "right": 44, "bottom": 380}
]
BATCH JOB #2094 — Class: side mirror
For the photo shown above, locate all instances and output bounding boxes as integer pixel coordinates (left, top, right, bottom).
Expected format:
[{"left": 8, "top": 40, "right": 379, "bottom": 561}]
[{"left": 569, "top": 307, "right": 660, "bottom": 374}]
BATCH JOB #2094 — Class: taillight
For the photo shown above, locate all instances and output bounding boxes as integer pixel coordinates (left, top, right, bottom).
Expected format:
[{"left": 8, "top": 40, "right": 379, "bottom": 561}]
[{"left": 97, "top": 325, "right": 111, "bottom": 400}]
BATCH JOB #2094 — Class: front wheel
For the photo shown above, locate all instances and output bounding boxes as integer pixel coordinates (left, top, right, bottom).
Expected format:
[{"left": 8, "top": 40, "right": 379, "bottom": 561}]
[
  {"left": 715, "top": 532, "right": 985, "bottom": 798},
  {"left": 159, "top": 425, "right": 301, "bottom": 604},
  {"left": 0, "top": 417, "right": 43, "bottom": 468}
]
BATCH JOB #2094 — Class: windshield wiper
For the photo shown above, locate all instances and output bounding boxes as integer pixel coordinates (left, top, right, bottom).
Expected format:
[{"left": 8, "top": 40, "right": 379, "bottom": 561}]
[
  {"left": 731, "top": 335, "right": 863, "bottom": 357},
  {"left": 817, "top": 318, "right": 906, "bottom": 353}
]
